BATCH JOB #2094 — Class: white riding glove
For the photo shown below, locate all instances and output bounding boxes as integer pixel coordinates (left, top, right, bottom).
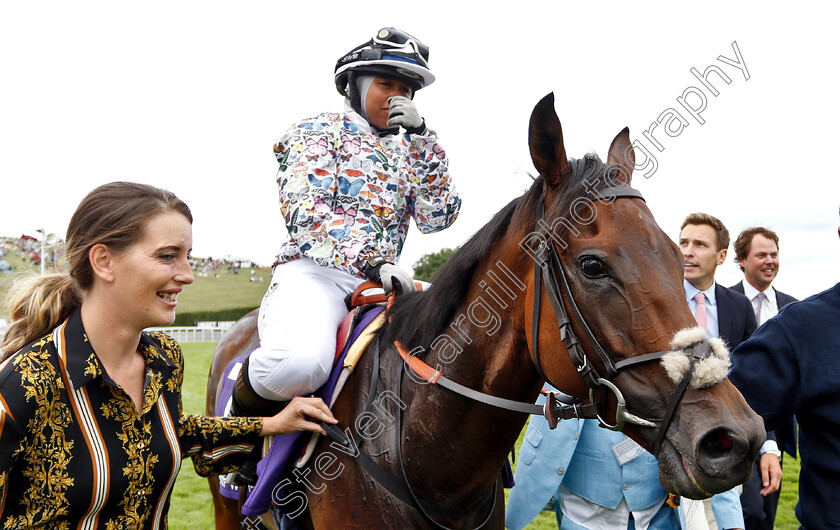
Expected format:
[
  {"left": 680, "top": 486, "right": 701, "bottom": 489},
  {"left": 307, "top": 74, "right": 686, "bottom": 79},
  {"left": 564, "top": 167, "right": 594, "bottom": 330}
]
[
  {"left": 387, "top": 96, "right": 426, "bottom": 134},
  {"left": 362, "top": 256, "right": 417, "bottom": 295}
]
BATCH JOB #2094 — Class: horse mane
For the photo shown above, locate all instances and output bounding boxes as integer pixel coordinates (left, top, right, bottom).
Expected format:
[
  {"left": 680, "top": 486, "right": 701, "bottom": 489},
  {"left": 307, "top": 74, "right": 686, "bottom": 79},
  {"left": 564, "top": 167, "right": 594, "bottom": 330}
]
[{"left": 382, "top": 152, "right": 612, "bottom": 350}]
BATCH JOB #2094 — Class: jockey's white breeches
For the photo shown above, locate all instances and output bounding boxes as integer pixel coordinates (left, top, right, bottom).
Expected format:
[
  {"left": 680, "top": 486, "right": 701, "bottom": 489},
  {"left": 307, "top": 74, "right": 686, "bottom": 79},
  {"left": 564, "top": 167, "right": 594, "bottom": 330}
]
[{"left": 247, "top": 258, "right": 363, "bottom": 401}]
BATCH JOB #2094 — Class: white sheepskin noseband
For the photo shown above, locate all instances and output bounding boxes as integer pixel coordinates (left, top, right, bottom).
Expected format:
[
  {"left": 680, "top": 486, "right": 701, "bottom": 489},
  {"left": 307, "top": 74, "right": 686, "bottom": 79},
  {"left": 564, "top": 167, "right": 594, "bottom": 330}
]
[{"left": 660, "top": 327, "right": 731, "bottom": 389}]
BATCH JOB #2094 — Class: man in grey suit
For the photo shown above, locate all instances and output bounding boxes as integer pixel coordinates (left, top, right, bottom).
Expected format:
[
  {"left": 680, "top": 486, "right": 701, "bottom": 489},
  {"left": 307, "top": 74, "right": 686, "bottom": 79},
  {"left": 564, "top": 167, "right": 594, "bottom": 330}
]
[{"left": 729, "top": 227, "right": 797, "bottom": 530}]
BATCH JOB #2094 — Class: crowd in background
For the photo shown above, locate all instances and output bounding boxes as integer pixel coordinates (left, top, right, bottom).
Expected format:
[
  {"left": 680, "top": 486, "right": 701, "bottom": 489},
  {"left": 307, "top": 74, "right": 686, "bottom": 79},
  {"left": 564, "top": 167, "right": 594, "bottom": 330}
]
[
  {"left": 189, "top": 256, "right": 261, "bottom": 278},
  {"left": 0, "top": 235, "right": 62, "bottom": 271},
  {"left": 0, "top": 236, "right": 261, "bottom": 277}
]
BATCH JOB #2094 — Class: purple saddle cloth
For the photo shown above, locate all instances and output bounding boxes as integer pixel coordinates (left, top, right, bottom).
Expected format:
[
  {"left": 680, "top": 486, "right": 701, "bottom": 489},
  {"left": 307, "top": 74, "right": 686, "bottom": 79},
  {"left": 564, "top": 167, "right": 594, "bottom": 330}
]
[{"left": 216, "top": 305, "right": 385, "bottom": 516}]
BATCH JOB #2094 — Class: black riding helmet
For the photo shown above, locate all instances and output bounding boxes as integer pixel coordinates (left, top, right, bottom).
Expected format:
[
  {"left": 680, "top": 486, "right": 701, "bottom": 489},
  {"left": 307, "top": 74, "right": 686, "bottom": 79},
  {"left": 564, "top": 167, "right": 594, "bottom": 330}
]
[{"left": 334, "top": 27, "right": 435, "bottom": 112}]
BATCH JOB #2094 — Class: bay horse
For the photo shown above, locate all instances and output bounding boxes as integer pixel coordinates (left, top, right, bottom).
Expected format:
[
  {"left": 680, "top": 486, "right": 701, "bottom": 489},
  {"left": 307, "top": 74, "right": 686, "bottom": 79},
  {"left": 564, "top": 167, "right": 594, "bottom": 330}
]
[{"left": 206, "top": 93, "right": 764, "bottom": 529}]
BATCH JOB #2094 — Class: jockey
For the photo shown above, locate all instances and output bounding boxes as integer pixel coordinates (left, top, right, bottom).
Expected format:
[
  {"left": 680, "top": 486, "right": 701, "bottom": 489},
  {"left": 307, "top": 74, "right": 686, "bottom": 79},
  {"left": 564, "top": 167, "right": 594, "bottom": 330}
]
[{"left": 229, "top": 27, "right": 460, "bottom": 465}]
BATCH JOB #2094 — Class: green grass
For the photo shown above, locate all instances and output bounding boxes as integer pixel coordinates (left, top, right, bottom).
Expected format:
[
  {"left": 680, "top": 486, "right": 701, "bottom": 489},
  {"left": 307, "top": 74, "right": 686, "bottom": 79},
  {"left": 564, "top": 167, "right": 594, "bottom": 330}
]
[
  {"left": 776, "top": 456, "right": 801, "bottom": 529},
  {"left": 169, "top": 342, "right": 217, "bottom": 529},
  {"left": 0, "top": 252, "right": 34, "bottom": 313},
  {"left": 171, "top": 350, "right": 804, "bottom": 529},
  {"left": 175, "top": 268, "right": 271, "bottom": 316},
  {"left": 5, "top": 237, "right": 802, "bottom": 528}
]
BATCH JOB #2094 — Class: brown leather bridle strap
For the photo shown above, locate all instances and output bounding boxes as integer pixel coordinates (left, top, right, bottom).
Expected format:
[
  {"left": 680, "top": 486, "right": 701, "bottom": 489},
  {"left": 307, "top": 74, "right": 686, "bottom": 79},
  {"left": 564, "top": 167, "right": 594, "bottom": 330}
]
[
  {"left": 393, "top": 339, "right": 603, "bottom": 420},
  {"left": 530, "top": 187, "right": 670, "bottom": 431}
]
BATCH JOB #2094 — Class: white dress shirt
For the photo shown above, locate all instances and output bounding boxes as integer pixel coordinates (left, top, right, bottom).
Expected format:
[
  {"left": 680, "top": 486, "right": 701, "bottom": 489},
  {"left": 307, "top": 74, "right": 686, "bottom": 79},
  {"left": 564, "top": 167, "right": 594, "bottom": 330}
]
[{"left": 740, "top": 280, "right": 779, "bottom": 326}]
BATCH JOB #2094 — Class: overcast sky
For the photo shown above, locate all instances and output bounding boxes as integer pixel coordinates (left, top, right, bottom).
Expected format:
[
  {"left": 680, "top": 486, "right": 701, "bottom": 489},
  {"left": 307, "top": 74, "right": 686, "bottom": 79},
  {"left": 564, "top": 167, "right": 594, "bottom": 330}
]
[{"left": 2, "top": 2, "right": 839, "bottom": 300}]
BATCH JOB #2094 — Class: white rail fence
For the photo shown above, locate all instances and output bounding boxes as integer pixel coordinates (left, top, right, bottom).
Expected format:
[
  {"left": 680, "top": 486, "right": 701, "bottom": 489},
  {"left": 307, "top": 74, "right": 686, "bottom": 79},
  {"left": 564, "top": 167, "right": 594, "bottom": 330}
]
[
  {"left": 0, "top": 320, "right": 235, "bottom": 344},
  {"left": 146, "top": 321, "right": 236, "bottom": 343}
]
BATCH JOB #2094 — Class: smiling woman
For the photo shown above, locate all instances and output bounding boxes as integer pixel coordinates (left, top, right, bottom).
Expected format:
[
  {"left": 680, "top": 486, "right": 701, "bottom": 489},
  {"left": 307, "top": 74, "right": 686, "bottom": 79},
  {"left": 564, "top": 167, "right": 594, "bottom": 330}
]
[
  {"left": 0, "top": 181, "right": 336, "bottom": 529},
  {"left": 104, "top": 210, "right": 194, "bottom": 334}
]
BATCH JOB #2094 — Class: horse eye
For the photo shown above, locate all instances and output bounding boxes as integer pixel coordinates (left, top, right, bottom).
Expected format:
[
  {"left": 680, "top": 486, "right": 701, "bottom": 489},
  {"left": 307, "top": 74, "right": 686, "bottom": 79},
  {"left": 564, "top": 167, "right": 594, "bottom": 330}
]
[{"left": 580, "top": 257, "right": 608, "bottom": 279}]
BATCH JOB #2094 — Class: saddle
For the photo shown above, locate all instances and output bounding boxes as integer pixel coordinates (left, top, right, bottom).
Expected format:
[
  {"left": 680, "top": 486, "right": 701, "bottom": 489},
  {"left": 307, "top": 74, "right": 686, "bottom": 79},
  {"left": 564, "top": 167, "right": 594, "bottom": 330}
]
[{"left": 216, "top": 282, "right": 389, "bottom": 516}]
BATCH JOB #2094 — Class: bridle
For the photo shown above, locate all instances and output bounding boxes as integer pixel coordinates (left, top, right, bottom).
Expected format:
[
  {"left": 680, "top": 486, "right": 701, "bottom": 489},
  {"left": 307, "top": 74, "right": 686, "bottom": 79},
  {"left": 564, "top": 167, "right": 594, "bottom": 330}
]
[{"left": 531, "top": 185, "right": 711, "bottom": 455}]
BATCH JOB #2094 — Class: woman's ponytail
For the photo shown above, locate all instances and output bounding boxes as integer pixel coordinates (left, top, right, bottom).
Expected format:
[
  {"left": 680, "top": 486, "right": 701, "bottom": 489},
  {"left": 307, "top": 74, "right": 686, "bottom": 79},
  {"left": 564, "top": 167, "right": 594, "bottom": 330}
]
[{"left": 0, "top": 273, "right": 81, "bottom": 361}]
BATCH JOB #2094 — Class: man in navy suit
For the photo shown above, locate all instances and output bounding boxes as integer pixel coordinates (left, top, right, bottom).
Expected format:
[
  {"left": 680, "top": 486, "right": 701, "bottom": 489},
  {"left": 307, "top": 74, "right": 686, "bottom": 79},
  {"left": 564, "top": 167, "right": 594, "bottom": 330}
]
[
  {"left": 679, "top": 213, "right": 756, "bottom": 347},
  {"left": 729, "top": 213, "right": 840, "bottom": 530},
  {"left": 729, "top": 227, "right": 798, "bottom": 530},
  {"left": 678, "top": 213, "right": 762, "bottom": 530}
]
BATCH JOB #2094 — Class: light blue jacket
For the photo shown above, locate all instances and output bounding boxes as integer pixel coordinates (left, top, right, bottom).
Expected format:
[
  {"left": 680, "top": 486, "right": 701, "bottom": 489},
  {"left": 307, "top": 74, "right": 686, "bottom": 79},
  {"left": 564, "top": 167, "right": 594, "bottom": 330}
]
[{"left": 505, "top": 390, "right": 743, "bottom": 530}]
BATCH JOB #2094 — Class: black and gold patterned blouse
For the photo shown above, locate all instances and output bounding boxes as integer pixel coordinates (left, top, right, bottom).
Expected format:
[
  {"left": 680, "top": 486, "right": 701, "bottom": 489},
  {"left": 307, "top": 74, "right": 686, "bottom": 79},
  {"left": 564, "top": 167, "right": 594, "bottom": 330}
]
[{"left": 0, "top": 309, "right": 263, "bottom": 529}]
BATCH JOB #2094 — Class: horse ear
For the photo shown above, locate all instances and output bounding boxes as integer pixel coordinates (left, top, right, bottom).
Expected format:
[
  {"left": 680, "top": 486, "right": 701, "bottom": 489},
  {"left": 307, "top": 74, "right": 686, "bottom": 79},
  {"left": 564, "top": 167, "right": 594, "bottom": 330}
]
[
  {"left": 529, "top": 93, "right": 569, "bottom": 189},
  {"left": 607, "top": 127, "right": 635, "bottom": 185}
]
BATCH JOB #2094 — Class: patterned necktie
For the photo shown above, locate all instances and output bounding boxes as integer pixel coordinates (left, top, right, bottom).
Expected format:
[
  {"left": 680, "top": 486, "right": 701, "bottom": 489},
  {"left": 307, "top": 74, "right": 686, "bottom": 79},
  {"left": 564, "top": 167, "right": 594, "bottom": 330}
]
[
  {"left": 694, "top": 292, "right": 707, "bottom": 330},
  {"left": 754, "top": 292, "right": 766, "bottom": 325}
]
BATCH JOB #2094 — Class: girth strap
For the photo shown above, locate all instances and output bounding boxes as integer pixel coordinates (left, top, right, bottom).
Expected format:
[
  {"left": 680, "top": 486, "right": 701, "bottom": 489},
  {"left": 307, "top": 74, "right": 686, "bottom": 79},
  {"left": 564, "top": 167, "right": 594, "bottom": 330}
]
[{"left": 319, "top": 335, "right": 499, "bottom": 528}]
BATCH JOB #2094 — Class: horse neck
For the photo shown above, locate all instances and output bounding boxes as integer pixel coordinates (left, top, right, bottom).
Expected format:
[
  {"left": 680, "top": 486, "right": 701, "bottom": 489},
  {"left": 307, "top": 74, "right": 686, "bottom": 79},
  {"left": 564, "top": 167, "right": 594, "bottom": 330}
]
[{"left": 397, "top": 215, "right": 545, "bottom": 504}]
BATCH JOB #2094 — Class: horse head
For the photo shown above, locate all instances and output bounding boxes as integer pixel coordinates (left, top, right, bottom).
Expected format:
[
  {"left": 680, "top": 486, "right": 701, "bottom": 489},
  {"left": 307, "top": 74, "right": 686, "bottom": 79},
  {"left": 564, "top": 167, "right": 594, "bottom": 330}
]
[{"left": 526, "top": 92, "right": 764, "bottom": 498}]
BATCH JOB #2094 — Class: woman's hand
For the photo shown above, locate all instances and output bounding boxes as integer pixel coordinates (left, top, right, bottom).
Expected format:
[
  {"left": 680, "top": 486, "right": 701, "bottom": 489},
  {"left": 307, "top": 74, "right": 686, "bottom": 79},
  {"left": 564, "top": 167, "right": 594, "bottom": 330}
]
[{"left": 260, "top": 396, "right": 338, "bottom": 436}]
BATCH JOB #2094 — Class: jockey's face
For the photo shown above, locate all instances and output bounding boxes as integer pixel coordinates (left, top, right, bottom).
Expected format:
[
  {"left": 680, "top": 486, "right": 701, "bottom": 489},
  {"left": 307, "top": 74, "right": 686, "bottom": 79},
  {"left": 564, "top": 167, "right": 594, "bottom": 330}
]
[{"left": 365, "top": 77, "right": 413, "bottom": 130}]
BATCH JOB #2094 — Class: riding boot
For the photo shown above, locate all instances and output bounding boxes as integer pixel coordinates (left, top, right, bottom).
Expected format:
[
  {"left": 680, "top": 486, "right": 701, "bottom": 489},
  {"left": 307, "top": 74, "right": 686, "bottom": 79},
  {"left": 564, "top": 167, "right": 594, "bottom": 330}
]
[{"left": 229, "top": 357, "right": 289, "bottom": 486}]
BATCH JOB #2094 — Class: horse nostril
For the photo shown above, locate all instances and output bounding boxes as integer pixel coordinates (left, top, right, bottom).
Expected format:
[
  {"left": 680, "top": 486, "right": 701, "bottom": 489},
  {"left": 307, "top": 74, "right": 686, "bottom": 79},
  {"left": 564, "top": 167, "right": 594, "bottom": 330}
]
[
  {"left": 700, "top": 428, "right": 734, "bottom": 458},
  {"left": 695, "top": 427, "right": 748, "bottom": 476}
]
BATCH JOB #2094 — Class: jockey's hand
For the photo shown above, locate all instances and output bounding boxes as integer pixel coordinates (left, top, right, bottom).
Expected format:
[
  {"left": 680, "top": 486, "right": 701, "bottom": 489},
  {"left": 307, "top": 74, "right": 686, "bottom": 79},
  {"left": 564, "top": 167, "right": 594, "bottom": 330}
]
[
  {"left": 260, "top": 396, "right": 337, "bottom": 436},
  {"left": 363, "top": 257, "right": 417, "bottom": 295},
  {"left": 387, "top": 96, "right": 426, "bottom": 134}
]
